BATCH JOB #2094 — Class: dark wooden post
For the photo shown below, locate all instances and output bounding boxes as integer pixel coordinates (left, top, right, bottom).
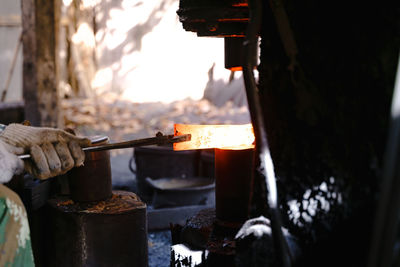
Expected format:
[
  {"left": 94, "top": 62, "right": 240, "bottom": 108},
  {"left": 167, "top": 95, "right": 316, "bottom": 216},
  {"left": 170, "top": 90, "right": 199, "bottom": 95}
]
[{"left": 21, "top": 0, "right": 60, "bottom": 127}]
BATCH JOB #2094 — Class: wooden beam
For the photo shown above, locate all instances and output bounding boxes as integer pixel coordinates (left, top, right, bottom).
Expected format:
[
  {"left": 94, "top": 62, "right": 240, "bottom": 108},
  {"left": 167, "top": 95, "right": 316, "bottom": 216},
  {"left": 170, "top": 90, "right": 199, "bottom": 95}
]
[{"left": 21, "top": 0, "right": 60, "bottom": 127}]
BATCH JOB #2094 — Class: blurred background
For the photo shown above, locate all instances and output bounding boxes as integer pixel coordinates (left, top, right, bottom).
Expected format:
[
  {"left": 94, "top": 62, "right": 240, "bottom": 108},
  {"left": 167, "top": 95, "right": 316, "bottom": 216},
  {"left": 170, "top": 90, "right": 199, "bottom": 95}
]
[{"left": 0, "top": 0, "right": 251, "bottom": 186}]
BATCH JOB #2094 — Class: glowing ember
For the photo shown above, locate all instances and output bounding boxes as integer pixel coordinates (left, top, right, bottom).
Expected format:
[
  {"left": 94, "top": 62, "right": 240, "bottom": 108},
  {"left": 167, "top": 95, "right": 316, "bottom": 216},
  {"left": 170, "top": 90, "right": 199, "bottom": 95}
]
[{"left": 174, "top": 124, "right": 255, "bottom": 150}]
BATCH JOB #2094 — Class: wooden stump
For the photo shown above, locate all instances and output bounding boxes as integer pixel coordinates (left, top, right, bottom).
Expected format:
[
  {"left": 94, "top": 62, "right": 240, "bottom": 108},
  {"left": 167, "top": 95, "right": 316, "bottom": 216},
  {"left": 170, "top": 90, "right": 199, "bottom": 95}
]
[{"left": 47, "top": 191, "right": 148, "bottom": 267}]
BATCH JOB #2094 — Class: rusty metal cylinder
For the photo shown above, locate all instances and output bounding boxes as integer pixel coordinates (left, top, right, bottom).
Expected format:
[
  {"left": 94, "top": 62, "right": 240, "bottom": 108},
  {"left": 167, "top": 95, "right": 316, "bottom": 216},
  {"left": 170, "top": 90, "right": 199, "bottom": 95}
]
[
  {"left": 47, "top": 191, "right": 148, "bottom": 267},
  {"left": 215, "top": 148, "right": 254, "bottom": 223},
  {"left": 68, "top": 137, "right": 112, "bottom": 202},
  {"left": 224, "top": 37, "right": 258, "bottom": 71}
]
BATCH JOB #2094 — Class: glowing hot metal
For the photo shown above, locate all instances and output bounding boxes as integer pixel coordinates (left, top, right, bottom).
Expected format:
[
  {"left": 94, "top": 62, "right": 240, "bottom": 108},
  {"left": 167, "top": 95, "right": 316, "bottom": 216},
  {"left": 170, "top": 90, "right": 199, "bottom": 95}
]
[{"left": 173, "top": 124, "right": 255, "bottom": 151}]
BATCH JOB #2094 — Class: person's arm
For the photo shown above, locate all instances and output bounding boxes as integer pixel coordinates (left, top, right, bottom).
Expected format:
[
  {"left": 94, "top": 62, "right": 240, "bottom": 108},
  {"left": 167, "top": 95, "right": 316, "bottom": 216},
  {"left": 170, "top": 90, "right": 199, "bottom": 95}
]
[{"left": 0, "top": 123, "right": 90, "bottom": 183}]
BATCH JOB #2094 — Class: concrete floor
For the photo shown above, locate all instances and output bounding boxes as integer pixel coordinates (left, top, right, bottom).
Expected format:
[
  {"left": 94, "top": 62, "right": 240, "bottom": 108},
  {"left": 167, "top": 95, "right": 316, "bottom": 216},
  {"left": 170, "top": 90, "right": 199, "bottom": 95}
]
[
  {"left": 148, "top": 231, "right": 172, "bottom": 267},
  {"left": 110, "top": 150, "right": 137, "bottom": 192}
]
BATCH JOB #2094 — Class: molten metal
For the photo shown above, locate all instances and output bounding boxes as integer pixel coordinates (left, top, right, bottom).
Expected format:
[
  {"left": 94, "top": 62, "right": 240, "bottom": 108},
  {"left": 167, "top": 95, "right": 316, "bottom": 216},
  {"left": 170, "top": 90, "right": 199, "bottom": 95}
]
[{"left": 173, "top": 124, "right": 255, "bottom": 150}]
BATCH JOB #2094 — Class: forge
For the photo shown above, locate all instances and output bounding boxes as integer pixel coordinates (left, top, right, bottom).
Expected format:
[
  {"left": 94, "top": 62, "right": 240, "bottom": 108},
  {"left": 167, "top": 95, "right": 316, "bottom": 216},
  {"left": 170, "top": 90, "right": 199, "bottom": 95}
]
[
  {"left": 170, "top": 124, "right": 257, "bottom": 265},
  {"left": 174, "top": 123, "right": 255, "bottom": 225}
]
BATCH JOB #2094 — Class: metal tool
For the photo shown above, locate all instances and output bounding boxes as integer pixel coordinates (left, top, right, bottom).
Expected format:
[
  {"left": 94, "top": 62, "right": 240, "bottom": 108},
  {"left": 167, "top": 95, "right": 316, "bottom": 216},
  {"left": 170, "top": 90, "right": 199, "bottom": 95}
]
[{"left": 18, "top": 133, "right": 191, "bottom": 160}]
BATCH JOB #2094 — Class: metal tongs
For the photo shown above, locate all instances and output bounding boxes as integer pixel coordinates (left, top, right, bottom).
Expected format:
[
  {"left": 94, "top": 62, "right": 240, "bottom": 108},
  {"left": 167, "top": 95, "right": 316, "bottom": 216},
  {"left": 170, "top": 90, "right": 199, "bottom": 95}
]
[{"left": 19, "top": 132, "right": 191, "bottom": 160}]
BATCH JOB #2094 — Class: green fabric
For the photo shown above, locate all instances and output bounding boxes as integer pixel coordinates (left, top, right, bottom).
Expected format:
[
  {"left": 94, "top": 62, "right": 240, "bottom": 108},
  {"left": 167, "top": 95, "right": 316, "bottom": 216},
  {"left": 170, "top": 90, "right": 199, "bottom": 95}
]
[
  {"left": 6, "top": 241, "right": 34, "bottom": 267},
  {"left": 0, "top": 196, "right": 35, "bottom": 267},
  {"left": 0, "top": 198, "right": 9, "bottom": 245}
]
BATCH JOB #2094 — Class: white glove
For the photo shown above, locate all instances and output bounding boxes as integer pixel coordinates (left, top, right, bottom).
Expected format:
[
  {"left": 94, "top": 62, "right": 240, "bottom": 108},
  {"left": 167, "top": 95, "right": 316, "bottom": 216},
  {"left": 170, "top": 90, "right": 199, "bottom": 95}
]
[
  {"left": 0, "top": 139, "right": 24, "bottom": 183},
  {"left": 0, "top": 124, "right": 91, "bottom": 180}
]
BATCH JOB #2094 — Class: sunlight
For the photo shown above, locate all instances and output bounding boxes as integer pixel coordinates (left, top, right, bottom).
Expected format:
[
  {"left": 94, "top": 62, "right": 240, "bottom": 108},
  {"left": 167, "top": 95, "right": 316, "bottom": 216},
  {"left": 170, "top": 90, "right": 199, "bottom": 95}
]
[
  {"left": 94, "top": 0, "right": 234, "bottom": 103},
  {"left": 92, "top": 68, "right": 113, "bottom": 91},
  {"left": 62, "top": 0, "right": 72, "bottom": 7},
  {"left": 72, "top": 23, "right": 95, "bottom": 48},
  {"left": 81, "top": 0, "right": 101, "bottom": 9}
]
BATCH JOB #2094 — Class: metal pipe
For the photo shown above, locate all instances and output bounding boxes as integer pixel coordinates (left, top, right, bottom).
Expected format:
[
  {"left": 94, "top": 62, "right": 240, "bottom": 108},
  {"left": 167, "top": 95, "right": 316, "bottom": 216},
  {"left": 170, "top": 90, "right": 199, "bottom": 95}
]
[
  {"left": 224, "top": 37, "right": 258, "bottom": 71},
  {"left": 68, "top": 141, "right": 113, "bottom": 203},
  {"left": 242, "top": 0, "right": 292, "bottom": 266},
  {"left": 19, "top": 133, "right": 191, "bottom": 160}
]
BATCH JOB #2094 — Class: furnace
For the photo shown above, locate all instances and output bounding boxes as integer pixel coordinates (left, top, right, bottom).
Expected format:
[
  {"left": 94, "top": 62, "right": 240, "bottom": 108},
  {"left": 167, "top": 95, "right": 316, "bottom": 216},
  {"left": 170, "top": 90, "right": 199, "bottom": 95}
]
[
  {"left": 174, "top": 123, "right": 255, "bottom": 224},
  {"left": 171, "top": 124, "right": 258, "bottom": 265}
]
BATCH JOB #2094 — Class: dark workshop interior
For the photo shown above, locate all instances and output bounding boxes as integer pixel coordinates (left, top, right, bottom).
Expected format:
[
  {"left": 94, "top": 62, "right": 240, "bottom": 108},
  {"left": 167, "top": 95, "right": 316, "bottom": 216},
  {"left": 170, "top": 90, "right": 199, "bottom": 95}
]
[{"left": 0, "top": 0, "right": 399, "bottom": 266}]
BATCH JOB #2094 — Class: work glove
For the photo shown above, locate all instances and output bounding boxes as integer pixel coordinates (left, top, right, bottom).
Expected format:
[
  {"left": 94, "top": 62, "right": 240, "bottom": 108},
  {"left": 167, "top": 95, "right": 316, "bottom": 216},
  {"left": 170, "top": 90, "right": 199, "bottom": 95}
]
[
  {"left": 0, "top": 139, "right": 24, "bottom": 183},
  {"left": 0, "top": 123, "right": 91, "bottom": 180}
]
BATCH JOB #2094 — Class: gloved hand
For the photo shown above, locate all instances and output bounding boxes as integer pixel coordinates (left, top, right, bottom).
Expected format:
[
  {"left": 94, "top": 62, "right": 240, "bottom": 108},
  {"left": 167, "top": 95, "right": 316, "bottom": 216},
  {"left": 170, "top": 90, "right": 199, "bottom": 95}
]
[
  {"left": 0, "top": 140, "right": 24, "bottom": 183},
  {"left": 0, "top": 124, "right": 91, "bottom": 180}
]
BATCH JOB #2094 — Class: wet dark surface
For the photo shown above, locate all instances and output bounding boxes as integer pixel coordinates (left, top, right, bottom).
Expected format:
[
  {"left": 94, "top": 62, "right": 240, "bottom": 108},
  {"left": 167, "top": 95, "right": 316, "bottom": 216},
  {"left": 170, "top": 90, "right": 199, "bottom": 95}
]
[{"left": 148, "top": 230, "right": 172, "bottom": 267}]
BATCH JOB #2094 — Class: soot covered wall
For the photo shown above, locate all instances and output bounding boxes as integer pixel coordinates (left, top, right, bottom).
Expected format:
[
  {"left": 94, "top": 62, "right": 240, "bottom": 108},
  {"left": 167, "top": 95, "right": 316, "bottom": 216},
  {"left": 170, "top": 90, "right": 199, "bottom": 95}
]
[{"left": 256, "top": 2, "right": 399, "bottom": 266}]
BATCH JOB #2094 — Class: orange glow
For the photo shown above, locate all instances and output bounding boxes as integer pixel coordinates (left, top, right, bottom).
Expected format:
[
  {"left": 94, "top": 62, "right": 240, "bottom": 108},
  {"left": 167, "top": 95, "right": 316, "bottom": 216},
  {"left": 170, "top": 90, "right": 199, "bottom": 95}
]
[
  {"left": 228, "top": 66, "right": 243, "bottom": 71},
  {"left": 232, "top": 3, "right": 248, "bottom": 7},
  {"left": 174, "top": 124, "right": 255, "bottom": 151}
]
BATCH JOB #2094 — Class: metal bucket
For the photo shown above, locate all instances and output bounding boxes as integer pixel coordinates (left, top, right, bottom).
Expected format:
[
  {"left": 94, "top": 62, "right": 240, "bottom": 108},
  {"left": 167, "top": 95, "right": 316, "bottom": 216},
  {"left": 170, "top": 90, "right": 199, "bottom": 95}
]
[
  {"left": 145, "top": 176, "right": 215, "bottom": 208},
  {"left": 131, "top": 146, "right": 200, "bottom": 202}
]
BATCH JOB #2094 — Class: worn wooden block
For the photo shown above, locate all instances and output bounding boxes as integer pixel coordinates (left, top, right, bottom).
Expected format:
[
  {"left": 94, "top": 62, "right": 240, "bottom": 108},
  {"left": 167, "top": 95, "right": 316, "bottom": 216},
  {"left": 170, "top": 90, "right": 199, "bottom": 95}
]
[{"left": 47, "top": 191, "right": 148, "bottom": 267}]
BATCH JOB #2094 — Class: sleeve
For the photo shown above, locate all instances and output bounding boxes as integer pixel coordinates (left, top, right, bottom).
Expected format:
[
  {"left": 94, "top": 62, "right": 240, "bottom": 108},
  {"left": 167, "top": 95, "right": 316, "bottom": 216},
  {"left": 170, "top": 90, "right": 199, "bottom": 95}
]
[
  {"left": 0, "top": 124, "right": 6, "bottom": 133},
  {"left": 0, "top": 184, "right": 35, "bottom": 267},
  {"left": 0, "top": 140, "right": 24, "bottom": 184}
]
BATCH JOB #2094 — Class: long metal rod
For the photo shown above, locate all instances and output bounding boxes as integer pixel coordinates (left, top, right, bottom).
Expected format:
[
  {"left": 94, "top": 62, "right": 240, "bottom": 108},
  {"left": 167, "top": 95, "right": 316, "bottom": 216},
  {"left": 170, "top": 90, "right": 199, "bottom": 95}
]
[
  {"left": 242, "top": 0, "right": 292, "bottom": 266},
  {"left": 19, "top": 133, "right": 191, "bottom": 160},
  {"left": 368, "top": 53, "right": 400, "bottom": 267}
]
